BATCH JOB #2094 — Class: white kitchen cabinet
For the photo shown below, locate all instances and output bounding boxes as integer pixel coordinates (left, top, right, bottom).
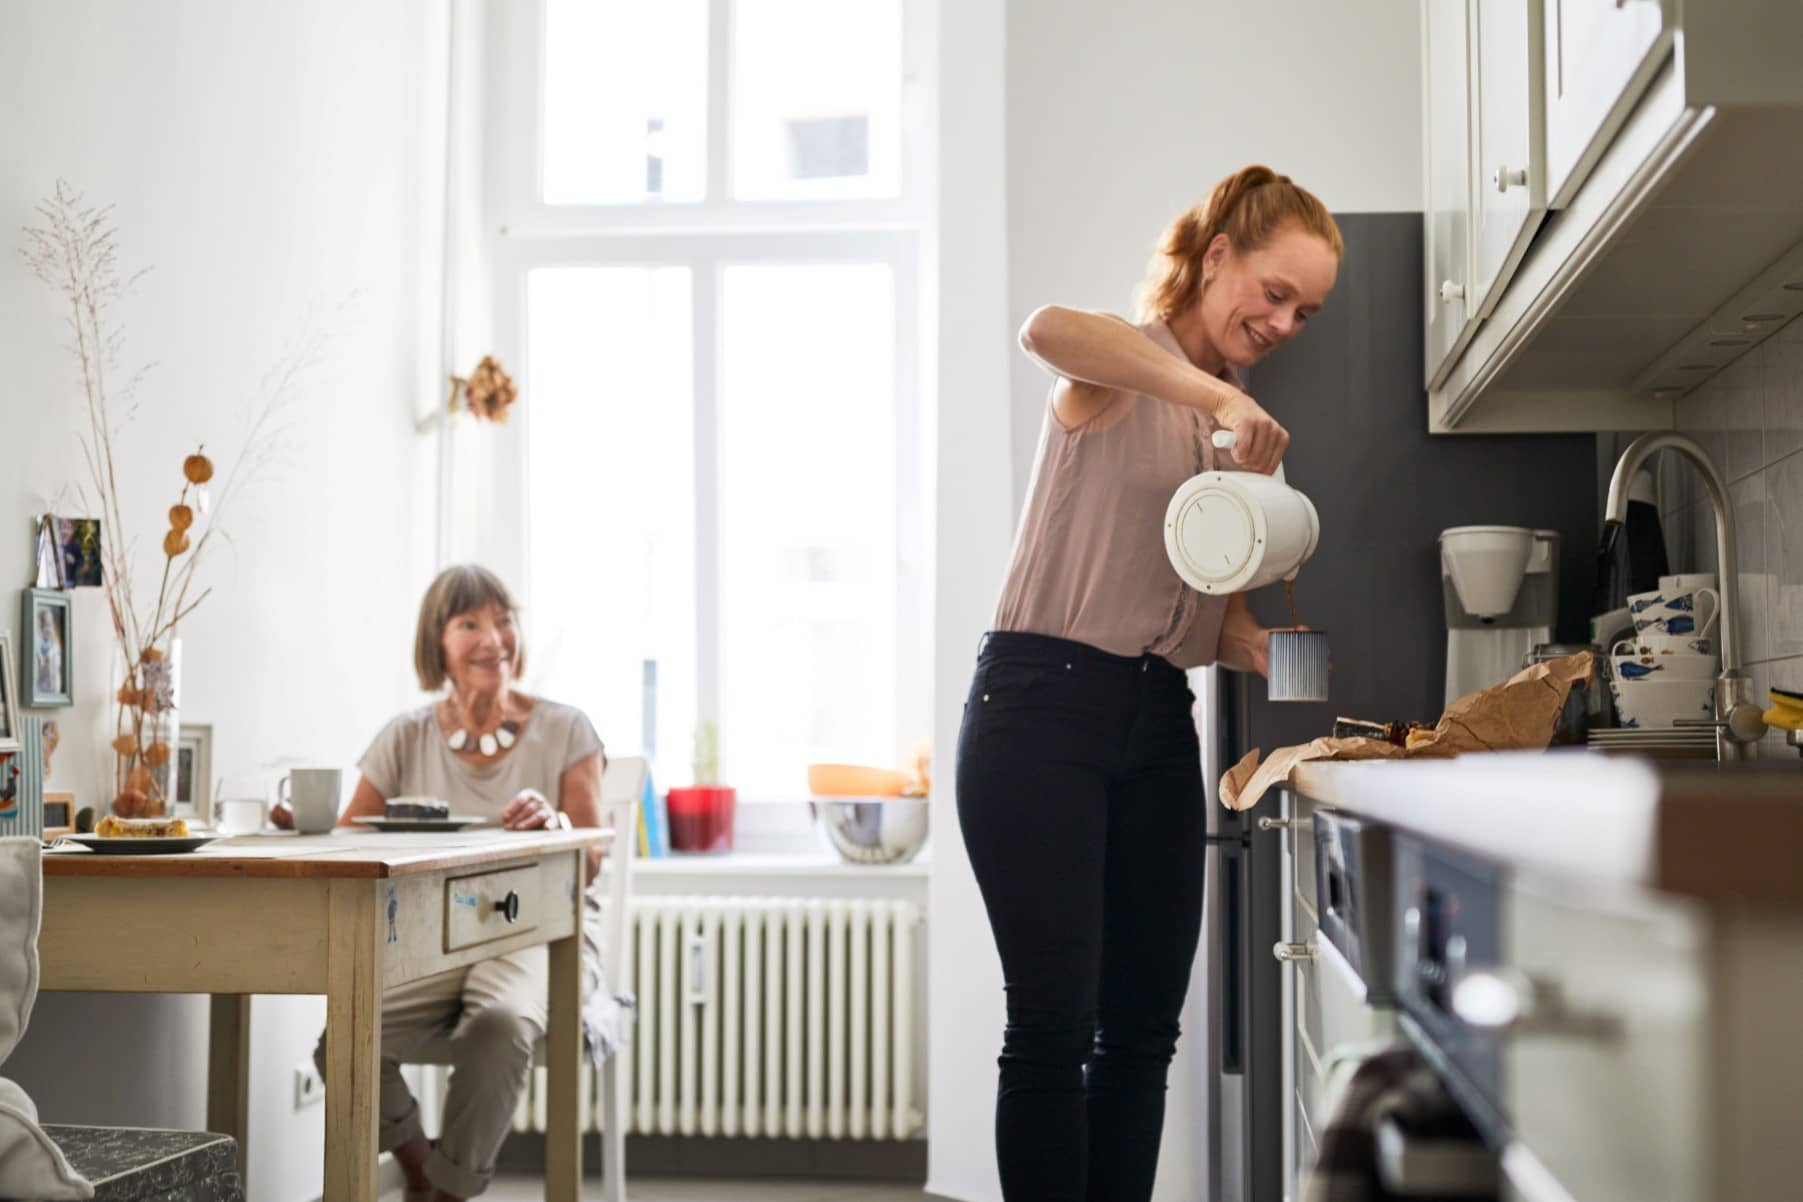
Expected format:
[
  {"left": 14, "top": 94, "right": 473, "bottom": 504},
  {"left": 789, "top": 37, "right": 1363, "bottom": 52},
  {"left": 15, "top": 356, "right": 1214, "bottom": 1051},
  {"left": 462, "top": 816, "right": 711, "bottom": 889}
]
[
  {"left": 1422, "top": 0, "right": 1476, "bottom": 388},
  {"left": 1504, "top": 881, "right": 1708, "bottom": 1202},
  {"left": 1418, "top": 0, "right": 1803, "bottom": 433},
  {"left": 1541, "top": 0, "right": 1672, "bottom": 208},
  {"left": 1468, "top": 0, "right": 1546, "bottom": 318}
]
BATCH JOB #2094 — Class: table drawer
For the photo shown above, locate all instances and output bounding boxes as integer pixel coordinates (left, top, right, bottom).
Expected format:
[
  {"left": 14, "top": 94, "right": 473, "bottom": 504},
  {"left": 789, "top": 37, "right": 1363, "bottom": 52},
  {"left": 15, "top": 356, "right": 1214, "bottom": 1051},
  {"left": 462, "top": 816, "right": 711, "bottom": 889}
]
[{"left": 444, "top": 865, "right": 541, "bottom": 952}]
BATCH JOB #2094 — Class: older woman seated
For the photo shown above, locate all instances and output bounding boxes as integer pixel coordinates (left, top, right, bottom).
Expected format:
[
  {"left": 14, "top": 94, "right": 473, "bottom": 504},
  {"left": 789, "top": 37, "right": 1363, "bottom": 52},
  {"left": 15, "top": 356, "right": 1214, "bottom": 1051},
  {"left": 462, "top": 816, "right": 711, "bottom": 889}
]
[{"left": 274, "top": 564, "right": 609, "bottom": 1202}]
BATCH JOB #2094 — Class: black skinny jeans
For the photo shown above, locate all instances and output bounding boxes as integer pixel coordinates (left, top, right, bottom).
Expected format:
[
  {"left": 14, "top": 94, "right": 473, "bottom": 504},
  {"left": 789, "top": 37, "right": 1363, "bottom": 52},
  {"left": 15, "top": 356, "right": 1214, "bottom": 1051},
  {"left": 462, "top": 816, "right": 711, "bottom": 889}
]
[{"left": 956, "top": 631, "right": 1208, "bottom": 1202}]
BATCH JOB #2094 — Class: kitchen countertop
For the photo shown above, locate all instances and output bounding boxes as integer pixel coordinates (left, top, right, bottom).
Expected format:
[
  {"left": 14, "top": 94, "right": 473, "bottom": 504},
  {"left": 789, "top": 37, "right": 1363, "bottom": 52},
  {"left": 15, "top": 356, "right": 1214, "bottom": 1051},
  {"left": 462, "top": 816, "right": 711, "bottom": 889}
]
[{"left": 1288, "top": 751, "right": 1803, "bottom": 910}]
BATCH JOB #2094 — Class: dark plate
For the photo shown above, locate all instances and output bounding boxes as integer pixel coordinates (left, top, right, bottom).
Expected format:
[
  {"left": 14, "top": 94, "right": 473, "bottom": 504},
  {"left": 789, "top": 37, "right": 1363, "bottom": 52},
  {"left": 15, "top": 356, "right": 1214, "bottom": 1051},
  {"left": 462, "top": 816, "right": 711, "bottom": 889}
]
[
  {"left": 57, "top": 834, "right": 223, "bottom": 855},
  {"left": 351, "top": 816, "right": 489, "bottom": 833}
]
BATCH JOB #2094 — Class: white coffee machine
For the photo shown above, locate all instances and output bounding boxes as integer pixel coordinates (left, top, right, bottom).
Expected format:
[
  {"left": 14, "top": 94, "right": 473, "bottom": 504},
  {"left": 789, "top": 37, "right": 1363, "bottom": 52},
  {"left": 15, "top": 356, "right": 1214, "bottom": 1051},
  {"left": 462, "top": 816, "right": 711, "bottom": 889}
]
[{"left": 1440, "top": 526, "right": 1559, "bottom": 703}]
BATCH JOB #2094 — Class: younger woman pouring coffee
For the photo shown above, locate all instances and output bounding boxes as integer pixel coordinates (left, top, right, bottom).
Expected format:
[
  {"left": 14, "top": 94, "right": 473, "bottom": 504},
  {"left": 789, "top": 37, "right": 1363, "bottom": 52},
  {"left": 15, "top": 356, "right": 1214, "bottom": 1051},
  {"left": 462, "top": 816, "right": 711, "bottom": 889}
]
[{"left": 956, "top": 165, "right": 1341, "bottom": 1201}]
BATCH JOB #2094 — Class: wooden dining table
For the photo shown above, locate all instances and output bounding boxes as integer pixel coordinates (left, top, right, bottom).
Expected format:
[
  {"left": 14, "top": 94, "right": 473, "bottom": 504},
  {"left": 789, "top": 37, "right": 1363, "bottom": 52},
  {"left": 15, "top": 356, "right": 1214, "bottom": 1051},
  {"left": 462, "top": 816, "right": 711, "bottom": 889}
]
[{"left": 37, "top": 826, "right": 612, "bottom": 1202}]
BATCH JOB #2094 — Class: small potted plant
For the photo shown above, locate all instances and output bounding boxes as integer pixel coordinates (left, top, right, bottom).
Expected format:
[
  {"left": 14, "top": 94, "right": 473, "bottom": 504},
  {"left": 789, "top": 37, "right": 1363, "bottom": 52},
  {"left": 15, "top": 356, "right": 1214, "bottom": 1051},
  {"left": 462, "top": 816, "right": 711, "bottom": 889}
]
[{"left": 664, "top": 720, "right": 735, "bottom": 853}]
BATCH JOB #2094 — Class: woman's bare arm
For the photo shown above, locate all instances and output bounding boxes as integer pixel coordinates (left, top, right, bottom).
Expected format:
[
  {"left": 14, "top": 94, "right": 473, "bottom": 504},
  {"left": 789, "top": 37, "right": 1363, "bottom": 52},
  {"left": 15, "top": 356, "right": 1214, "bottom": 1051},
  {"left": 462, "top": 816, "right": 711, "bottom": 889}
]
[
  {"left": 554, "top": 751, "right": 606, "bottom": 883},
  {"left": 335, "top": 777, "right": 386, "bottom": 827},
  {"left": 1214, "top": 593, "right": 1272, "bottom": 677},
  {"left": 1018, "top": 306, "right": 1288, "bottom": 472}
]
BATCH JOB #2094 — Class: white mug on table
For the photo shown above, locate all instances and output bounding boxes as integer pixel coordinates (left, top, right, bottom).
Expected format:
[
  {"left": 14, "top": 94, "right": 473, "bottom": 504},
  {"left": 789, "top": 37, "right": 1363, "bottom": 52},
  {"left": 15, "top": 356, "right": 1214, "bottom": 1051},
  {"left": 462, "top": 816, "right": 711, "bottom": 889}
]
[{"left": 279, "top": 768, "right": 344, "bottom": 834}]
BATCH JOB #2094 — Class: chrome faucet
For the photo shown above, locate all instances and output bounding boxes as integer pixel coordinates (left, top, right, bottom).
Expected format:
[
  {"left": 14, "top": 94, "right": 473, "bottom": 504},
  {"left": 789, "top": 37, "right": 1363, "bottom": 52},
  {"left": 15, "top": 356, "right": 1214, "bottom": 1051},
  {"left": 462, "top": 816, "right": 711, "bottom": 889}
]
[{"left": 1604, "top": 432, "right": 1767, "bottom": 761}]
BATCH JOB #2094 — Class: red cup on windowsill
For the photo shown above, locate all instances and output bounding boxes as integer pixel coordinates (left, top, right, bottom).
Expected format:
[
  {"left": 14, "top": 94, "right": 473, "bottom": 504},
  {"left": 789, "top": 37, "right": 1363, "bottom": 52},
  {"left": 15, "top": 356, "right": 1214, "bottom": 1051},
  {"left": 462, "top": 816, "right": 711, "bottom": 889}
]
[{"left": 665, "top": 786, "right": 736, "bottom": 853}]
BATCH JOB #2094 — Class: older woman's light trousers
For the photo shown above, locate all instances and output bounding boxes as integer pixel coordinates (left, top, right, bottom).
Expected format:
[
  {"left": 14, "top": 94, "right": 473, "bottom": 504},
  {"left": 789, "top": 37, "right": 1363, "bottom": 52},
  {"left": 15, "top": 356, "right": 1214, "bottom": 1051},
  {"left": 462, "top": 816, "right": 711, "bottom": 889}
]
[{"left": 313, "top": 944, "right": 552, "bottom": 1199}]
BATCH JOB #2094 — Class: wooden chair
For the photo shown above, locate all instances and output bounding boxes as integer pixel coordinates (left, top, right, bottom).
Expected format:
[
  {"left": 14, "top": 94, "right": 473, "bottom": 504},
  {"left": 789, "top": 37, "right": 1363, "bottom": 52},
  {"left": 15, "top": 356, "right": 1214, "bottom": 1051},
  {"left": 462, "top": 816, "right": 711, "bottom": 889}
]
[{"left": 407, "top": 755, "right": 643, "bottom": 1202}]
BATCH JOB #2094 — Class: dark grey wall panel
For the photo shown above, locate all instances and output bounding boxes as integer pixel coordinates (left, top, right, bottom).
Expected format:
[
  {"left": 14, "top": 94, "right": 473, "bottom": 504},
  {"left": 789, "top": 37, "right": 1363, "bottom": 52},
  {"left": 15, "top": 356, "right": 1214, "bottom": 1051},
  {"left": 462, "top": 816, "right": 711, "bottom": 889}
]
[{"left": 1231, "top": 211, "right": 1598, "bottom": 746}]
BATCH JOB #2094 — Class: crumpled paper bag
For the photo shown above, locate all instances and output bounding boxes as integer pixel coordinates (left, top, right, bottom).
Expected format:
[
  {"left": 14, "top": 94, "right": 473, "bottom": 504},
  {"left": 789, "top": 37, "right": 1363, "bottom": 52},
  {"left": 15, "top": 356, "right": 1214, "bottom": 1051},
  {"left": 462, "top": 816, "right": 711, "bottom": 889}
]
[{"left": 1219, "top": 651, "right": 1595, "bottom": 811}]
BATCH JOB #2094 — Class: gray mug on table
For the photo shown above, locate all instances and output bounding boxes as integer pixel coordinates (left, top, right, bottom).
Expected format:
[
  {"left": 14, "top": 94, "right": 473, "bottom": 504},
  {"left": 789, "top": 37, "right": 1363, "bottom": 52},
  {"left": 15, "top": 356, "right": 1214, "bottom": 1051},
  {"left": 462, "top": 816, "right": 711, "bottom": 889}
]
[
  {"left": 280, "top": 768, "right": 343, "bottom": 834},
  {"left": 1268, "top": 630, "right": 1330, "bottom": 702}
]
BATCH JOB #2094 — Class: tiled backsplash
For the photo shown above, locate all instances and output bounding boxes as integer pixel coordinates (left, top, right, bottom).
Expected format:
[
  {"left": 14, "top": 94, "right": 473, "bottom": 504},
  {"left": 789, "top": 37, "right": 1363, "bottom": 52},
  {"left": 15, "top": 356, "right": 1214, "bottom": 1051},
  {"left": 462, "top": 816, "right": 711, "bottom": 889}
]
[{"left": 1657, "top": 313, "right": 1803, "bottom": 759}]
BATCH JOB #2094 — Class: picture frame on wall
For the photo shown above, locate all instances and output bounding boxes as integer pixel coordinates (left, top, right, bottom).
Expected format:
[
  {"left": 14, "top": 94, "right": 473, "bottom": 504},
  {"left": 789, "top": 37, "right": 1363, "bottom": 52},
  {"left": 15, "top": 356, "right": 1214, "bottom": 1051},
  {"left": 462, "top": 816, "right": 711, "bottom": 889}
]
[
  {"left": 21, "top": 589, "right": 74, "bottom": 708},
  {"left": 174, "top": 723, "right": 212, "bottom": 819},
  {"left": 0, "top": 635, "right": 21, "bottom": 753},
  {"left": 42, "top": 790, "right": 76, "bottom": 838}
]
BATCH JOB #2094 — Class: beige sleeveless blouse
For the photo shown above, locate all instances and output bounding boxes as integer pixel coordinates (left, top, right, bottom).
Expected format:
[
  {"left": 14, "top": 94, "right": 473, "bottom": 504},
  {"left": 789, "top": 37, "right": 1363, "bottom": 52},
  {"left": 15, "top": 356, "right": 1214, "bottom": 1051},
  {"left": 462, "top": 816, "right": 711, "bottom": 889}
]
[{"left": 993, "top": 321, "right": 1238, "bottom": 670}]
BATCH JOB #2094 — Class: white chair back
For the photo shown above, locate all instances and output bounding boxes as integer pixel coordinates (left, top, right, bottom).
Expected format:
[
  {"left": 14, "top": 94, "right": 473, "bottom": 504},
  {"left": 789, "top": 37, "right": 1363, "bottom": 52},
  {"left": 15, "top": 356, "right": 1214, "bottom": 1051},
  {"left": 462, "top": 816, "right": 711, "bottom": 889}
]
[{"left": 594, "top": 755, "right": 647, "bottom": 988}]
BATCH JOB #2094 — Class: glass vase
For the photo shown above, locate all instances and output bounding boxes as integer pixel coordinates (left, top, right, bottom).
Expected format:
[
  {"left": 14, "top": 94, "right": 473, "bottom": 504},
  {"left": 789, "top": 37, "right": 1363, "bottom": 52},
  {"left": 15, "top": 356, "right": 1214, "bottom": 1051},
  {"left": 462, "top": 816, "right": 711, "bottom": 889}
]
[{"left": 111, "top": 637, "right": 182, "bottom": 818}]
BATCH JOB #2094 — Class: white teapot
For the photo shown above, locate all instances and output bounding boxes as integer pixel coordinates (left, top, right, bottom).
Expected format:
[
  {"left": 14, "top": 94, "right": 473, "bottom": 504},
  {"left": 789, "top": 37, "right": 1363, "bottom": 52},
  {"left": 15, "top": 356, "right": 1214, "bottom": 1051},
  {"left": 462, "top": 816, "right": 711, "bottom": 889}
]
[{"left": 1163, "top": 430, "right": 1320, "bottom": 594}]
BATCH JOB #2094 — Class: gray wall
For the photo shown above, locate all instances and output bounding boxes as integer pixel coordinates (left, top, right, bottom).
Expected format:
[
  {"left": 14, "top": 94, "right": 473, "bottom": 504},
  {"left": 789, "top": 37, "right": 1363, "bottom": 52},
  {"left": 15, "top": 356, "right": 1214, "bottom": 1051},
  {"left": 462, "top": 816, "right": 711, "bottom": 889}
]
[
  {"left": 1651, "top": 315, "right": 1803, "bottom": 758},
  {"left": 1232, "top": 212, "right": 1600, "bottom": 750}
]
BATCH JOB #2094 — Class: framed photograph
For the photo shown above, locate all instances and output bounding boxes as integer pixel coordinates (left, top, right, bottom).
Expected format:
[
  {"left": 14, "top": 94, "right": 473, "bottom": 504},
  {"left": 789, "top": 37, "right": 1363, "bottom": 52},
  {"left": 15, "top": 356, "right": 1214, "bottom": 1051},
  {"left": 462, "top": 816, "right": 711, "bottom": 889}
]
[
  {"left": 42, "top": 790, "right": 76, "bottom": 838},
  {"left": 0, "top": 635, "right": 20, "bottom": 753},
  {"left": 55, "top": 517, "right": 103, "bottom": 588},
  {"left": 174, "top": 723, "right": 213, "bottom": 818},
  {"left": 21, "top": 589, "right": 74, "bottom": 708}
]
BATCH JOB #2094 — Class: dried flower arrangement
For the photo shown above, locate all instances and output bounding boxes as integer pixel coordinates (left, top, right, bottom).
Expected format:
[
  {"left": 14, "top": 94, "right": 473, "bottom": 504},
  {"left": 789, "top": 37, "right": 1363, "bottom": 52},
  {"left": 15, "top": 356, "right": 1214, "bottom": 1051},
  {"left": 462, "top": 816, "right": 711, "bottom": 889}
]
[
  {"left": 447, "top": 354, "right": 517, "bottom": 422},
  {"left": 21, "top": 182, "right": 304, "bottom": 816}
]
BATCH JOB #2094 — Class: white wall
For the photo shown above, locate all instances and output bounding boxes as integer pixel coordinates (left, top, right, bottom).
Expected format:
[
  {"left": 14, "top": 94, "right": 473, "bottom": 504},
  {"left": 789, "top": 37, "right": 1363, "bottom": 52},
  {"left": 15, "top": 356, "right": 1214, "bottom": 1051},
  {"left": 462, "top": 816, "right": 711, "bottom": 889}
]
[
  {"left": 925, "top": 0, "right": 1018, "bottom": 1197},
  {"left": 1005, "top": 0, "right": 1424, "bottom": 497},
  {"left": 0, "top": 4, "right": 445, "bottom": 1200},
  {"left": 928, "top": 4, "right": 1422, "bottom": 1199}
]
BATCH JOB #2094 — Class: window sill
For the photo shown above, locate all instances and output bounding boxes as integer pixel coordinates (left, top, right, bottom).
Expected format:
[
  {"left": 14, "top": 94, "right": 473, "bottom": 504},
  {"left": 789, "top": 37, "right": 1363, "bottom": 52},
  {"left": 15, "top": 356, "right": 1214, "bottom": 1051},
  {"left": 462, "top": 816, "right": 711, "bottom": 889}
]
[{"left": 632, "top": 850, "right": 931, "bottom": 879}]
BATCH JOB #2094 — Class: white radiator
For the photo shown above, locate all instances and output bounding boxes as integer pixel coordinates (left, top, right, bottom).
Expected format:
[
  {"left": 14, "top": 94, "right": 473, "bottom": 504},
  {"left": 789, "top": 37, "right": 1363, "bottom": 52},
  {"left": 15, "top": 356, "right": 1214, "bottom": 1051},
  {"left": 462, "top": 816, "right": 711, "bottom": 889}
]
[{"left": 420, "top": 895, "right": 926, "bottom": 1141}]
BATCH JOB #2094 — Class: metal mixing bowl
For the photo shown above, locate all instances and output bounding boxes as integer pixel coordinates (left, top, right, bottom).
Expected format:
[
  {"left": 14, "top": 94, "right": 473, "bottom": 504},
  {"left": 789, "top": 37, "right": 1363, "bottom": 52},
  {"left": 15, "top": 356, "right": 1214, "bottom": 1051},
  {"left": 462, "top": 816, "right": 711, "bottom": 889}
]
[{"left": 809, "top": 797, "right": 929, "bottom": 865}]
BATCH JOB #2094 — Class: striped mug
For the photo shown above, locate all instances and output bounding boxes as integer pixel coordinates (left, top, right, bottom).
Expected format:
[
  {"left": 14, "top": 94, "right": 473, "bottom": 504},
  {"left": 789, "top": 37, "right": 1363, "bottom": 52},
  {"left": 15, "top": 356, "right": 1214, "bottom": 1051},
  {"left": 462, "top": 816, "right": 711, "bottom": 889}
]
[{"left": 1268, "top": 630, "right": 1330, "bottom": 703}]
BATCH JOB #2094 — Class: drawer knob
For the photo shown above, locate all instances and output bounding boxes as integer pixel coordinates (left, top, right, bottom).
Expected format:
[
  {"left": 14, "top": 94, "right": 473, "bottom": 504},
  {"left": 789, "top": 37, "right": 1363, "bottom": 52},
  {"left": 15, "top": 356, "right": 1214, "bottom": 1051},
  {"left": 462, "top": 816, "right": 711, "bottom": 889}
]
[
  {"left": 494, "top": 890, "right": 521, "bottom": 924},
  {"left": 1273, "top": 941, "right": 1317, "bottom": 963},
  {"left": 1438, "top": 280, "right": 1465, "bottom": 304},
  {"left": 1492, "top": 165, "right": 1528, "bottom": 192}
]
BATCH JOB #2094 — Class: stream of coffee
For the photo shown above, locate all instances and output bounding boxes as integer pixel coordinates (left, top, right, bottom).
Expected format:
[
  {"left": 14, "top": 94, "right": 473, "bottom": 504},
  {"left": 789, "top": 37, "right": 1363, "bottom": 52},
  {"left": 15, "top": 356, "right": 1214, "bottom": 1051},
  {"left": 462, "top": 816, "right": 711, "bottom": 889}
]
[{"left": 1284, "top": 577, "right": 1301, "bottom": 629}]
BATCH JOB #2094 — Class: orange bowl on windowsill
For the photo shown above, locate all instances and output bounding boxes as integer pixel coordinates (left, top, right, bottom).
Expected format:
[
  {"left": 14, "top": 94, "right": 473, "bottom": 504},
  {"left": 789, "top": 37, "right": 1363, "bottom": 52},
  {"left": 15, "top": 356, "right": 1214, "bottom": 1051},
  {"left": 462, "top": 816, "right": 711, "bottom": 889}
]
[{"left": 806, "top": 763, "right": 910, "bottom": 798}]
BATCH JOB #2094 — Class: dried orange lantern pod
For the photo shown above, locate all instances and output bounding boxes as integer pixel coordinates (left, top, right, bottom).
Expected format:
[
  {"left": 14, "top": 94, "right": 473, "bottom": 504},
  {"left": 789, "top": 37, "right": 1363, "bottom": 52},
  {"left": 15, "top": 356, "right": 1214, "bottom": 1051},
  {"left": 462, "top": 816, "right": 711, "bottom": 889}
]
[{"left": 447, "top": 354, "right": 519, "bottom": 423}]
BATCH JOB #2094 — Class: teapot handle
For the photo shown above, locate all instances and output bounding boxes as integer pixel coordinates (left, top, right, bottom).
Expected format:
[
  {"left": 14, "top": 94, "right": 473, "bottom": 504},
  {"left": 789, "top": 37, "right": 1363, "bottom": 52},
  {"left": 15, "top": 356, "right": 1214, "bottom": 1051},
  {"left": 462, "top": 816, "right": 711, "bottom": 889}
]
[{"left": 1209, "top": 429, "right": 1286, "bottom": 484}]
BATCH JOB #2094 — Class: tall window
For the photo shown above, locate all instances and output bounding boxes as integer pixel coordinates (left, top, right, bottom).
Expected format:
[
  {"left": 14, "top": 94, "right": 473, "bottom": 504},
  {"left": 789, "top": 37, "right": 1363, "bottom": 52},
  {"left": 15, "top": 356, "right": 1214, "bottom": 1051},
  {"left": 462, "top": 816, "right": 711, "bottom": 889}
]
[{"left": 496, "top": 0, "right": 930, "bottom": 798}]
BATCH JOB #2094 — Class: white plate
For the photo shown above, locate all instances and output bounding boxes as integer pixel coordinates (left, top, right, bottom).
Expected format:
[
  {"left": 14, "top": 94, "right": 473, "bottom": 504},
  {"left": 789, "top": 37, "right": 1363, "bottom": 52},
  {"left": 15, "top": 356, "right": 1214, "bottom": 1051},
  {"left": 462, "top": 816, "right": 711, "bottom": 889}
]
[
  {"left": 56, "top": 833, "right": 223, "bottom": 855},
  {"left": 352, "top": 816, "right": 489, "bottom": 833}
]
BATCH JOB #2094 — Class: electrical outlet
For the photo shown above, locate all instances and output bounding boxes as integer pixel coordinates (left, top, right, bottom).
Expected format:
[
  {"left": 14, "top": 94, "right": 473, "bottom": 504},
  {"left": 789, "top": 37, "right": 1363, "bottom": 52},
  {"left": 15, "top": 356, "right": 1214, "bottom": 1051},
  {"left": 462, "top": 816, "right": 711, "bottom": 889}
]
[{"left": 294, "top": 1061, "right": 324, "bottom": 1110}]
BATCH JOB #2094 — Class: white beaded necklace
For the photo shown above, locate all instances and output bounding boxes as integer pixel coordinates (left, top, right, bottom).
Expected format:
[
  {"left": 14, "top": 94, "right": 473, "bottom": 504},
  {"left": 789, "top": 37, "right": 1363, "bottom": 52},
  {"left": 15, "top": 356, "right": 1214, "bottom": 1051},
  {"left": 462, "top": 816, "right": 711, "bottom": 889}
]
[{"left": 445, "top": 697, "right": 522, "bottom": 758}]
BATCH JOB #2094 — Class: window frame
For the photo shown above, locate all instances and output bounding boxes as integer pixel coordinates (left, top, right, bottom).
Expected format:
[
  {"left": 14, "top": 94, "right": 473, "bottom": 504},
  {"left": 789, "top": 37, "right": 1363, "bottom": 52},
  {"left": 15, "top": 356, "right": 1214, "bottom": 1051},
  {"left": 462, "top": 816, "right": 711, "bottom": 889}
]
[{"left": 484, "top": 0, "right": 933, "bottom": 795}]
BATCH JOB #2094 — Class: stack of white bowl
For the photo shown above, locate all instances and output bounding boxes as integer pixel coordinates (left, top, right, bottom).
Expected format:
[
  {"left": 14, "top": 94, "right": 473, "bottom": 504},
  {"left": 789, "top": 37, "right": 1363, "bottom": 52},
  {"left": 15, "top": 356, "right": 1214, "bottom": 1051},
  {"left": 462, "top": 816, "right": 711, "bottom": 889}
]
[{"left": 1608, "top": 573, "right": 1720, "bottom": 730}]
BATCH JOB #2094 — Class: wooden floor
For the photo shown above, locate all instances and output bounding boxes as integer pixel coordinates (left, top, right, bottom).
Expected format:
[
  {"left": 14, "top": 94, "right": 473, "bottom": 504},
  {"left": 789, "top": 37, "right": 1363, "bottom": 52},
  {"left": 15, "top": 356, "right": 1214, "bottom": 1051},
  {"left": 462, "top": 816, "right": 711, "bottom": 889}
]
[{"left": 472, "top": 1177, "right": 949, "bottom": 1202}]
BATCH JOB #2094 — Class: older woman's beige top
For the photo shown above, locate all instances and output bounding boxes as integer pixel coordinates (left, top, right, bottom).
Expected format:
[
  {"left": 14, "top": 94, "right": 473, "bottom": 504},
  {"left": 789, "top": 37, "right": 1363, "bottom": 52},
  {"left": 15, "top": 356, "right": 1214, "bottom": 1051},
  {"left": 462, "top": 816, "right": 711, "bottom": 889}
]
[
  {"left": 358, "top": 698, "right": 603, "bottom": 812},
  {"left": 993, "top": 320, "right": 1238, "bottom": 670}
]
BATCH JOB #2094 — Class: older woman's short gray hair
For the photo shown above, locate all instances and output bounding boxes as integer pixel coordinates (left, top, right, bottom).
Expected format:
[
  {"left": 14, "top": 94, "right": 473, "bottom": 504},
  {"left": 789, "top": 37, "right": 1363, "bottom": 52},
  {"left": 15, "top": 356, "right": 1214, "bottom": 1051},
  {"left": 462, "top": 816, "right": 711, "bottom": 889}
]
[{"left": 414, "top": 565, "right": 526, "bottom": 690}]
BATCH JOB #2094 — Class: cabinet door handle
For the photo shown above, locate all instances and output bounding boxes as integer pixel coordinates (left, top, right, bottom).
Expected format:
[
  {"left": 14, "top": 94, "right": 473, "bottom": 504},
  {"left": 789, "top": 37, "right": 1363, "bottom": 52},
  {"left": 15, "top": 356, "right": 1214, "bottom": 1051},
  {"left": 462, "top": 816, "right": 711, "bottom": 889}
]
[
  {"left": 1273, "top": 940, "right": 1317, "bottom": 964},
  {"left": 1438, "top": 280, "right": 1465, "bottom": 303},
  {"left": 1493, "top": 165, "right": 1528, "bottom": 192},
  {"left": 1257, "top": 816, "right": 1308, "bottom": 832}
]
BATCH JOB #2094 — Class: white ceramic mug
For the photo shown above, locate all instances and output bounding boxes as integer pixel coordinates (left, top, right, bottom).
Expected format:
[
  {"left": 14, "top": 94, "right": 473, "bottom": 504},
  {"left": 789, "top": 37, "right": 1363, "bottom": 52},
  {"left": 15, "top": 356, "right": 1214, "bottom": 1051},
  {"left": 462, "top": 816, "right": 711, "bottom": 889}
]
[
  {"left": 279, "top": 768, "right": 343, "bottom": 834},
  {"left": 1660, "top": 572, "right": 1716, "bottom": 594},
  {"left": 1627, "top": 586, "right": 1719, "bottom": 638},
  {"left": 1609, "top": 677, "right": 1715, "bottom": 729},
  {"left": 1610, "top": 653, "right": 1717, "bottom": 681},
  {"left": 1612, "top": 632, "right": 1714, "bottom": 658}
]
